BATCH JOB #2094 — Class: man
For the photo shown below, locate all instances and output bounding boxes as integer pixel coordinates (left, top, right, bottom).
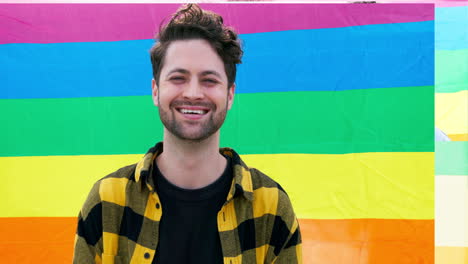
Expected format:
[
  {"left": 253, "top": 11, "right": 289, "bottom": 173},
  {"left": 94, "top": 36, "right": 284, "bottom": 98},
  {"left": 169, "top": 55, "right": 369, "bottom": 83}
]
[{"left": 73, "top": 4, "right": 302, "bottom": 264}]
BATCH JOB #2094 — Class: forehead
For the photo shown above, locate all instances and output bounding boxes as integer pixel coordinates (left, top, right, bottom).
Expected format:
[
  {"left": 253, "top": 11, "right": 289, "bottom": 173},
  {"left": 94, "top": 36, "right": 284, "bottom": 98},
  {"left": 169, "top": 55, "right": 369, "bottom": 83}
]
[{"left": 162, "top": 39, "right": 226, "bottom": 78}]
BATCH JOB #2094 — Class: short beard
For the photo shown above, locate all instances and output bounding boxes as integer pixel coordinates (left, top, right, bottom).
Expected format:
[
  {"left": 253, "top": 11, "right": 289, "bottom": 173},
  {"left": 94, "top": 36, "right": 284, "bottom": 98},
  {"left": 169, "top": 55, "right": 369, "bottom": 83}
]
[{"left": 158, "top": 95, "right": 228, "bottom": 143}]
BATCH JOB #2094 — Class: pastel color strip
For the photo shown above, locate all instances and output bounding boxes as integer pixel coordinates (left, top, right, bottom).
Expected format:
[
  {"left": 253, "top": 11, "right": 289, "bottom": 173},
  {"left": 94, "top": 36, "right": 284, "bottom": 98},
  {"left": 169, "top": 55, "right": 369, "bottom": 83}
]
[
  {"left": 436, "top": 142, "right": 468, "bottom": 175},
  {"left": 436, "top": 6, "right": 468, "bottom": 50},
  {"left": 436, "top": 2, "right": 468, "bottom": 7},
  {"left": 449, "top": 134, "right": 468, "bottom": 141},
  {"left": 436, "top": 49, "right": 468, "bottom": 93},
  {"left": 0, "top": 87, "right": 434, "bottom": 157},
  {"left": 435, "top": 175, "right": 468, "bottom": 247},
  {"left": 1, "top": 22, "right": 434, "bottom": 99},
  {"left": 435, "top": 90, "right": 468, "bottom": 135},
  {"left": 385, "top": 0, "right": 467, "bottom": 7},
  {"left": 0, "top": 152, "right": 433, "bottom": 219},
  {"left": 0, "top": 217, "right": 433, "bottom": 264},
  {"left": 435, "top": 246, "right": 468, "bottom": 264},
  {"left": 0, "top": 4, "right": 434, "bottom": 44}
]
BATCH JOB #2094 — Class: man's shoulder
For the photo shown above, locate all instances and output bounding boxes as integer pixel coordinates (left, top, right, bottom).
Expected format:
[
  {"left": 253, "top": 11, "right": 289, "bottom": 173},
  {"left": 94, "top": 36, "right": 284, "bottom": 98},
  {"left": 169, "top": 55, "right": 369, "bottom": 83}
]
[
  {"left": 248, "top": 167, "right": 289, "bottom": 197},
  {"left": 78, "top": 163, "right": 139, "bottom": 220},
  {"left": 246, "top": 166, "right": 299, "bottom": 249},
  {"left": 227, "top": 147, "right": 290, "bottom": 199},
  {"left": 96, "top": 163, "right": 138, "bottom": 184},
  {"left": 84, "top": 163, "right": 139, "bottom": 200},
  {"left": 246, "top": 167, "right": 297, "bottom": 217}
]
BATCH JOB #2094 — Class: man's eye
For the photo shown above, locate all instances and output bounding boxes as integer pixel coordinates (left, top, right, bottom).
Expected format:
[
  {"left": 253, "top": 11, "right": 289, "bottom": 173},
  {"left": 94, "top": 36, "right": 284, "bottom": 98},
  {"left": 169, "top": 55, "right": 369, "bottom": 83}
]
[
  {"left": 203, "top": 79, "right": 217, "bottom": 84},
  {"left": 170, "top": 77, "right": 185, "bottom": 82}
]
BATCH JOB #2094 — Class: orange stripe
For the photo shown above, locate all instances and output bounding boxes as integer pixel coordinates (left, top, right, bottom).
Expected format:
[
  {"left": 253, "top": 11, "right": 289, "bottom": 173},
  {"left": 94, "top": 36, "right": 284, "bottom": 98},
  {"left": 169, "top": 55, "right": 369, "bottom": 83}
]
[
  {"left": 0, "top": 217, "right": 76, "bottom": 264},
  {"left": 298, "top": 219, "right": 434, "bottom": 264},
  {"left": 0, "top": 218, "right": 433, "bottom": 263},
  {"left": 448, "top": 134, "right": 468, "bottom": 141}
]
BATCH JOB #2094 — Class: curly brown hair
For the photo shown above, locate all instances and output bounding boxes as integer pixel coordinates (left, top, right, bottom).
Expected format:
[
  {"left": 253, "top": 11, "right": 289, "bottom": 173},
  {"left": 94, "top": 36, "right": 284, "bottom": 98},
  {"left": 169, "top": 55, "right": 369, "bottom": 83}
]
[{"left": 150, "top": 4, "right": 243, "bottom": 89}]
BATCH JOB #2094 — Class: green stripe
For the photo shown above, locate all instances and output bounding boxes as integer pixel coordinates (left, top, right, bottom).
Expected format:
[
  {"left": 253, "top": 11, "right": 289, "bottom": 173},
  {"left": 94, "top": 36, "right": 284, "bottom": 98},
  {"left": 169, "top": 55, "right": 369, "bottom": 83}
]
[
  {"left": 436, "top": 141, "right": 468, "bottom": 175},
  {"left": 436, "top": 49, "right": 468, "bottom": 93},
  {"left": 0, "top": 86, "right": 434, "bottom": 156}
]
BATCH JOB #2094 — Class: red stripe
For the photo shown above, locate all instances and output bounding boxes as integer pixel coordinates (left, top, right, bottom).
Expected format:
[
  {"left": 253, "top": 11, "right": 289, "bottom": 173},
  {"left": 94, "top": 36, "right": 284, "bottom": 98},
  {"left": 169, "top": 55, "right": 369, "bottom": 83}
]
[{"left": 0, "top": 4, "right": 434, "bottom": 44}]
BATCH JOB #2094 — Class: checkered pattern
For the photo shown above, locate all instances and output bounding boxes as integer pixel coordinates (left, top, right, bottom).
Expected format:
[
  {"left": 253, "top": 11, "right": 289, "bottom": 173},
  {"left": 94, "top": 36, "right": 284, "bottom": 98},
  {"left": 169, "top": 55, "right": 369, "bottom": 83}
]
[{"left": 73, "top": 142, "right": 302, "bottom": 263}]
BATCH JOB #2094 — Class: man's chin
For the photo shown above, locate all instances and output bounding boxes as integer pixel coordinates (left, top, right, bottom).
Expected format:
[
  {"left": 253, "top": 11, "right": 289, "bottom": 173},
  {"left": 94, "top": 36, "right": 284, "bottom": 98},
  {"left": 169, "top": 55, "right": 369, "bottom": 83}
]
[
  {"left": 168, "top": 127, "right": 217, "bottom": 142},
  {"left": 160, "top": 114, "right": 225, "bottom": 142},
  {"left": 174, "top": 133, "right": 213, "bottom": 143}
]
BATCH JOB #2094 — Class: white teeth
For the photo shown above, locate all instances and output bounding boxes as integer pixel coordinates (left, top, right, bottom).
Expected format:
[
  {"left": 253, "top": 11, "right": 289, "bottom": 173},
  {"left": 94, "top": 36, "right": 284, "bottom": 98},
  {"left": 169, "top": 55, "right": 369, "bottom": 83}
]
[{"left": 180, "top": 109, "right": 206, "bottom": 115}]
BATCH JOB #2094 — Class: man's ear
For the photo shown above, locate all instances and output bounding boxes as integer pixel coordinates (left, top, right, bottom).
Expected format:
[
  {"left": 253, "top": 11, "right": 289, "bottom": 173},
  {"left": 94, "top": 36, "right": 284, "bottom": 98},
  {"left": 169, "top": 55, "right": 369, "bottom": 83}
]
[
  {"left": 152, "top": 79, "right": 159, "bottom": 107},
  {"left": 227, "top": 83, "right": 235, "bottom": 110}
]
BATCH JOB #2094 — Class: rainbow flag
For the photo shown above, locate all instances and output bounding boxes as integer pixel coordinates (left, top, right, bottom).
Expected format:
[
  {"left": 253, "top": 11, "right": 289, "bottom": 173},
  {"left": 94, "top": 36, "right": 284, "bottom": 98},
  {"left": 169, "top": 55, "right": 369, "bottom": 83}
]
[
  {"left": 434, "top": 2, "right": 468, "bottom": 263},
  {"left": 0, "top": 4, "right": 435, "bottom": 263}
]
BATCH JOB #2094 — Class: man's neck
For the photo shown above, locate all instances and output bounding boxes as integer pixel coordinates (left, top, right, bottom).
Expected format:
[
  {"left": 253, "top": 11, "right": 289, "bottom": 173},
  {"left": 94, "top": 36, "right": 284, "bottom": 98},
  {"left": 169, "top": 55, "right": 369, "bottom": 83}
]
[{"left": 156, "top": 131, "right": 227, "bottom": 190}]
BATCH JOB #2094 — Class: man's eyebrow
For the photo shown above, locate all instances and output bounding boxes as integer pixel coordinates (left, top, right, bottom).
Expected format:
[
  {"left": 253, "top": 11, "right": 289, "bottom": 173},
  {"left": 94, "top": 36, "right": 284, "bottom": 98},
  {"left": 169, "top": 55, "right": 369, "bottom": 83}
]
[
  {"left": 200, "top": 70, "right": 222, "bottom": 78},
  {"left": 166, "top": 68, "right": 189, "bottom": 76}
]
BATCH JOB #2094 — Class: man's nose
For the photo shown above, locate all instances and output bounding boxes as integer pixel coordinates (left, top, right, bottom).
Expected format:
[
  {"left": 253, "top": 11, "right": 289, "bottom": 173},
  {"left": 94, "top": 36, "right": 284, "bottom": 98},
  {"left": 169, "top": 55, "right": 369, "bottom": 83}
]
[{"left": 182, "top": 79, "right": 204, "bottom": 99}]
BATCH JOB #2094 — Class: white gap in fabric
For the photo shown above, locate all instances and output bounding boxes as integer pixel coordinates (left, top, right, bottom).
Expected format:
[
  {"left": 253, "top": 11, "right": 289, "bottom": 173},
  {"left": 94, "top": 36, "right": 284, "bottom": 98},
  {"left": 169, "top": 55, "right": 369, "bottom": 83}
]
[{"left": 435, "top": 175, "right": 468, "bottom": 247}]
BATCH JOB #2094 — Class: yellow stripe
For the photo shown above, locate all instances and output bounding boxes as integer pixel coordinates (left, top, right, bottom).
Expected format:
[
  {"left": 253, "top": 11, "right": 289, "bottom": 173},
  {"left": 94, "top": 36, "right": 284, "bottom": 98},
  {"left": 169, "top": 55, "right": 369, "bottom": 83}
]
[
  {"left": 218, "top": 197, "right": 238, "bottom": 232},
  {"left": 103, "top": 232, "right": 119, "bottom": 256},
  {"left": 143, "top": 192, "right": 162, "bottom": 222},
  {"left": 436, "top": 90, "right": 468, "bottom": 135},
  {"left": 253, "top": 187, "right": 279, "bottom": 218},
  {"left": 435, "top": 246, "right": 468, "bottom": 264},
  {"left": 135, "top": 152, "right": 154, "bottom": 184},
  {"left": 240, "top": 166, "right": 253, "bottom": 193},
  {"left": 224, "top": 255, "right": 242, "bottom": 264},
  {"left": 0, "top": 154, "right": 139, "bottom": 217},
  {"left": 102, "top": 254, "right": 115, "bottom": 264},
  {"left": 0, "top": 152, "right": 433, "bottom": 219},
  {"left": 242, "top": 152, "right": 434, "bottom": 219},
  {"left": 95, "top": 254, "right": 102, "bottom": 264},
  {"left": 100, "top": 177, "right": 128, "bottom": 207},
  {"left": 130, "top": 244, "right": 155, "bottom": 264},
  {"left": 255, "top": 244, "right": 269, "bottom": 264},
  {"left": 296, "top": 243, "right": 303, "bottom": 264},
  {"left": 291, "top": 218, "right": 299, "bottom": 235}
]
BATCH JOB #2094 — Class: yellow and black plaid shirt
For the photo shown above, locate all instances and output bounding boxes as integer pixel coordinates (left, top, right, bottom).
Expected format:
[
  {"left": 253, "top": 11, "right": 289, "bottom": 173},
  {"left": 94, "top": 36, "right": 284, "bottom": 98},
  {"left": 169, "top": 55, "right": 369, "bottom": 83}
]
[{"left": 73, "top": 143, "right": 302, "bottom": 264}]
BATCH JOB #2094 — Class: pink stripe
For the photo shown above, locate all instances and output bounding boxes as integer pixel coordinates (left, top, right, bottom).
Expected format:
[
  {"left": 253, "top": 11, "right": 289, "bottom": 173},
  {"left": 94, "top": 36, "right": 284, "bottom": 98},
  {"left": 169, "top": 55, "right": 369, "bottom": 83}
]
[
  {"left": 382, "top": 0, "right": 468, "bottom": 7},
  {"left": 436, "top": 2, "right": 468, "bottom": 7},
  {"left": 0, "top": 4, "right": 434, "bottom": 44}
]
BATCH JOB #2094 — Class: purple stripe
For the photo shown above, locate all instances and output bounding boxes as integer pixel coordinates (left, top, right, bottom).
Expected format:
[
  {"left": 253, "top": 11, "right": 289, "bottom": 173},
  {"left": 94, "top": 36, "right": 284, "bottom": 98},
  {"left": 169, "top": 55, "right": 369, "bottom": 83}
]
[{"left": 0, "top": 3, "right": 434, "bottom": 44}]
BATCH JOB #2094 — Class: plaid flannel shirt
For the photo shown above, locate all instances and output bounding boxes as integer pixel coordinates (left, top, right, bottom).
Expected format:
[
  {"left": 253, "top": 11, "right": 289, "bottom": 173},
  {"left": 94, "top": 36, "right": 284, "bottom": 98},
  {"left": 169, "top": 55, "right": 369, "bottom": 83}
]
[{"left": 73, "top": 143, "right": 302, "bottom": 263}]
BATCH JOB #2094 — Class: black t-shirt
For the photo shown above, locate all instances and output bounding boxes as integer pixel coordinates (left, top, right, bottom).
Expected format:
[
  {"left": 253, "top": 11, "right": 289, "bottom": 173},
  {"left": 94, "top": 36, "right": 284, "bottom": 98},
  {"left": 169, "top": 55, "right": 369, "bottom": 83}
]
[{"left": 152, "top": 155, "right": 232, "bottom": 264}]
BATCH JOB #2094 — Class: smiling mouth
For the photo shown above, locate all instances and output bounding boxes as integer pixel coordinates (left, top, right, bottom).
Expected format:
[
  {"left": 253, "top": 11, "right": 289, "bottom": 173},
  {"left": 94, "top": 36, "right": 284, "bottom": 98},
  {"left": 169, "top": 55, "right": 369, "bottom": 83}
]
[{"left": 176, "top": 108, "right": 209, "bottom": 115}]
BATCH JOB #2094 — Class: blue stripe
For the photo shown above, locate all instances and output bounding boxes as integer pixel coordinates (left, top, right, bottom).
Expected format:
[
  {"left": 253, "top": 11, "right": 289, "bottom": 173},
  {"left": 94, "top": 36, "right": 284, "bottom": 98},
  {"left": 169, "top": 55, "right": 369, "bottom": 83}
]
[
  {"left": 1, "top": 21, "right": 434, "bottom": 99},
  {"left": 436, "top": 6, "right": 468, "bottom": 50}
]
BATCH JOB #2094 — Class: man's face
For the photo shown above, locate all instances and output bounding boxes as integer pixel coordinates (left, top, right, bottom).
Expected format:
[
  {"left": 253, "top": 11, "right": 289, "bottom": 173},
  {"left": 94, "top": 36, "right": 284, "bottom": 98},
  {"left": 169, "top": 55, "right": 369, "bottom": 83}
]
[{"left": 152, "top": 39, "right": 235, "bottom": 142}]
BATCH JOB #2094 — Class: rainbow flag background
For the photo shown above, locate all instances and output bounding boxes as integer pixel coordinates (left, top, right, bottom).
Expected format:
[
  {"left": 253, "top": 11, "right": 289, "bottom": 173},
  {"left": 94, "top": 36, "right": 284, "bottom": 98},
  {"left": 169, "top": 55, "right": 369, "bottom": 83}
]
[
  {"left": 434, "top": 1, "right": 468, "bottom": 263},
  {"left": 0, "top": 3, "right": 448, "bottom": 263}
]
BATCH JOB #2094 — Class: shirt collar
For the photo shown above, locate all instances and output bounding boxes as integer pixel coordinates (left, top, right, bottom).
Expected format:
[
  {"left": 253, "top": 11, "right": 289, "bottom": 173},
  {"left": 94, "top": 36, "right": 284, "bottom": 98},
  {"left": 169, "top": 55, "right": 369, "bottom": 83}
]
[{"left": 134, "top": 142, "right": 253, "bottom": 202}]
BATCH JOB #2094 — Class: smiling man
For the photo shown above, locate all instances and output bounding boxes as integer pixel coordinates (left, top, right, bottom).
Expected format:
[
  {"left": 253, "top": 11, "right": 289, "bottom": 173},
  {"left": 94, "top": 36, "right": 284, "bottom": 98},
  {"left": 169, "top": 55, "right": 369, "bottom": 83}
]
[{"left": 73, "top": 4, "right": 301, "bottom": 264}]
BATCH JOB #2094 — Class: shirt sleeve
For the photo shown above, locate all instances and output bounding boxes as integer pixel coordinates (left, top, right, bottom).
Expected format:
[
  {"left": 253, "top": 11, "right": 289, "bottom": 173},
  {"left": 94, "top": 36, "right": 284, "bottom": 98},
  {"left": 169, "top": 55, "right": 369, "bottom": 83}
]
[
  {"left": 72, "top": 182, "right": 103, "bottom": 264},
  {"left": 271, "top": 188, "right": 303, "bottom": 264},
  {"left": 273, "top": 219, "right": 303, "bottom": 264}
]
